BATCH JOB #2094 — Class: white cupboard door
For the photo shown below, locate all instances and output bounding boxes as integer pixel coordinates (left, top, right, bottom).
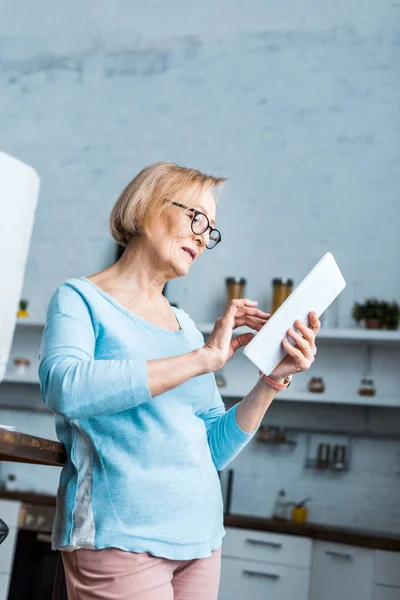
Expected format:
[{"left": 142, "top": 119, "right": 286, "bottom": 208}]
[
  {"left": 375, "top": 551, "right": 400, "bottom": 587},
  {"left": 374, "top": 587, "right": 400, "bottom": 600},
  {"left": 0, "top": 573, "right": 10, "bottom": 600},
  {"left": 218, "top": 557, "right": 310, "bottom": 600},
  {"left": 222, "top": 526, "right": 312, "bottom": 568},
  {"left": 310, "top": 541, "right": 374, "bottom": 600}
]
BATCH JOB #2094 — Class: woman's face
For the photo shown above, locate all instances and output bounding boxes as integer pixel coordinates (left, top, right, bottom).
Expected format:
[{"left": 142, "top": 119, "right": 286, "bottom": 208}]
[{"left": 151, "top": 189, "right": 217, "bottom": 279}]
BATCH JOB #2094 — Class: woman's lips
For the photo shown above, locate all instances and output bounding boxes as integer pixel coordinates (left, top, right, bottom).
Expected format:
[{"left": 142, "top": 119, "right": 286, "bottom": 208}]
[{"left": 182, "top": 247, "right": 195, "bottom": 260}]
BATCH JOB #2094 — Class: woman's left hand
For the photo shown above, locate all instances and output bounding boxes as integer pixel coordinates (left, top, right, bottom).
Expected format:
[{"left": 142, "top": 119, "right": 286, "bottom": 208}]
[{"left": 269, "top": 311, "right": 321, "bottom": 381}]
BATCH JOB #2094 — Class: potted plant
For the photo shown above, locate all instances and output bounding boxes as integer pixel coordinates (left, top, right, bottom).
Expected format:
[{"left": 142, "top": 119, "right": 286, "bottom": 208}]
[
  {"left": 16, "top": 299, "right": 29, "bottom": 318},
  {"left": 352, "top": 298, "right": 383, "bottom": 329},
  {"left": 381, "top": 301, "right": 400, "bottom": 330},
  {"left": 352, "top": 298, "right": 400, "bottom": 330}
]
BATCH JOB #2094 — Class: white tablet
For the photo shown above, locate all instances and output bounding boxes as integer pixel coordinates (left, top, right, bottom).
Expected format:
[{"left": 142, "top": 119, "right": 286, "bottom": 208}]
[{"left": 243, "top": 252, "right": 346, "bottom": 375}]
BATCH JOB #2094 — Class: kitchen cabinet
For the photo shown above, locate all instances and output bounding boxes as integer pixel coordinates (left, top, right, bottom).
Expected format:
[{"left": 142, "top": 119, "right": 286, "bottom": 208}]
[
  {"left": 375, "top": 550, "right": 400, "bottom": 587},
  {"left": 310, "top": 540, "right": 374, "bottom": 600},
  {"left": 374, "top": 587, "right": 400, "bottom": 600},
  {"left": 219, "top": 527, "right": 312, "bottom": 600},
  {"left": 220, "top": 557, "right": 310, "bottom": 600},
  {"left": 373, "top": 550, "right": 400, "bottom": 600}
]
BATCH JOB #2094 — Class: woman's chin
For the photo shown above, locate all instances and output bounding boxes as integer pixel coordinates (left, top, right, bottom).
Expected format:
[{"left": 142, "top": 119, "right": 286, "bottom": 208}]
[{"left": 169, "top": 259, "right": 190, "bottom": 278}]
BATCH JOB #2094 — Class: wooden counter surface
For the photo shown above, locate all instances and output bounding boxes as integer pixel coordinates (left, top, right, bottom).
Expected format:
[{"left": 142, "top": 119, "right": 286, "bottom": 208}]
[
  {"left": 224, "top": 514, "right": 400, "bottom": 552},
  {"left": 0, "top": 428, "right": 66, "bottom": 466}
]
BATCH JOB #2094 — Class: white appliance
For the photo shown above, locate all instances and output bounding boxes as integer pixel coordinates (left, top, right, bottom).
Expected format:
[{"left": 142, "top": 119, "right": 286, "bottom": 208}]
[{"left": 0, "top": 151, "right": 40, "bottom": 383}]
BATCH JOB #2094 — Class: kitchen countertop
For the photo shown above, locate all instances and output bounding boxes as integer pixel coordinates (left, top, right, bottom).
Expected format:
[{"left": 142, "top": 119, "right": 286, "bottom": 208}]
[
  {"left": 224, "top": 514, "right": 400, "bottom": 552},
  {"left": 0, "top": 486, "right": 398, "bottom": 551},
  {"left": 0, "top": 427, "right": 66, "bottom": 466},
  {"left": 1, "top": 429, "right": 399, "bottom": 552}
]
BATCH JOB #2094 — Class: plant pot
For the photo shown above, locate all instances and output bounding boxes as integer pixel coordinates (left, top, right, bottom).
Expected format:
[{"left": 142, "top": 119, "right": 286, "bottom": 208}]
[{"left": 365, "top": 318, "right": 383, "bottom": 329}]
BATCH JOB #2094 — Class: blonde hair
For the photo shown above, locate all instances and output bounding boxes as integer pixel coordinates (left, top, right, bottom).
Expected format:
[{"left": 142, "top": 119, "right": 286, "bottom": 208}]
[{"left": 109, "top": 162, "right": 226, "bottom": 246}]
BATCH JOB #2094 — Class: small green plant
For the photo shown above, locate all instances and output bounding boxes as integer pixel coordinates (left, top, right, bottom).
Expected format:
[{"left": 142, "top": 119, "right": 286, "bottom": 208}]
[
  {"left": 352, "top": 298, "right": 400, "bottom": 329},
  {"left": 382, "top": 301, "right": 400, "bottom": 329}
]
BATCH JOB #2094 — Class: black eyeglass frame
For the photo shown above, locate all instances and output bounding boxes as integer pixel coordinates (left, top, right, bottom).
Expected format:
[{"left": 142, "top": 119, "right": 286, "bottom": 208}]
[{"left": 170, "top": 201, "right": 222, "bottom": 249}]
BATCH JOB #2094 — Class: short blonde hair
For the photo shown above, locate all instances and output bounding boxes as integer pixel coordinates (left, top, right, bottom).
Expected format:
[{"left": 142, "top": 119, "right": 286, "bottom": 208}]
[{"left": 109, "top": 162, "right": 226, "bottom": 246}]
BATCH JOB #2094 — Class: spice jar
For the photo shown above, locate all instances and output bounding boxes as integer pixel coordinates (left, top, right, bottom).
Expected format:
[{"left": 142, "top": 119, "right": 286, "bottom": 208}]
[
  {"left": 308, "top": 377, "right": 325, "bottom": 393},
  {"left": 358, "top": 378, "right": 376, "bottom": 396},
  {"left": 270, "top": 278, "right": 293, "bottom": 314},
  {"left": 13, "top": 358, "right": 30, "bottom": 376},
  {"left": 226, "top": 277, "right": 246, "bottom": 308}
]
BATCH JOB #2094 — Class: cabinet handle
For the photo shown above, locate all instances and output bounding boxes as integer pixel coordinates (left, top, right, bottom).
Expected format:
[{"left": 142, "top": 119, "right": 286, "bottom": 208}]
[
  {"left": 325, "top": 550, "right": 353, "bottom": 560},
  {"left": 245, "top": 538, "right": 282, "bottom": 549},
  {"left": 243, "top": 569, "right": 280, "bottom": 580}
]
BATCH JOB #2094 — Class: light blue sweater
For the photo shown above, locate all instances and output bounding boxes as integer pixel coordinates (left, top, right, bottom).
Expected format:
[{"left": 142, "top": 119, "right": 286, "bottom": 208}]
[{"left": 38, "top": 277, "right": 258, "bottom": 559}]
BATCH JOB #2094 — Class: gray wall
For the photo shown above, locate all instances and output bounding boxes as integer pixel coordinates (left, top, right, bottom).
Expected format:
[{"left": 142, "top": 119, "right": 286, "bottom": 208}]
[{"left": 1, "top": 0, "right": 399, "bottom": 322}]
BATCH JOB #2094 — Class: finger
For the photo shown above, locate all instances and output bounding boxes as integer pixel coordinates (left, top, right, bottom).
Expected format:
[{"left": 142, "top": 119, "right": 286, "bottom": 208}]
[
  {"left": 235, "top": 316, "right": 268, "bottom": 331},
  {"left": 282, "top": 338, "right": 303, "bottom": 360},
  {"left": 294, "top": 319, "right": 315, "bottom": 345},
  {"left": 308, "top": 311, "right": 321, "bottom": 333},
  {"left": 291, "top": 322, "right": 317, "bottom": 356},
  {"left": 282, "top": 338, "right": 312, "bottom": 367},
  {"left": 235, "top": 307, "right": 270, "bottom": 321},
  {"left": 226, "top": 304, "right": 236, "bottom": 314},
  {"left": 294, "top": 319, "right": 317, "bottom": 355},
  {"left": 251, "top": 309, "right": 270, "bottom": 318},
  {"left": 231, "top": 332, "right": 254, "bottom": 352},
  {"left": 287, "top": 328, "right": 314, "bottom": 359},
  {"left": 231, "top": 298, "right": 258, "bottom": 307}
]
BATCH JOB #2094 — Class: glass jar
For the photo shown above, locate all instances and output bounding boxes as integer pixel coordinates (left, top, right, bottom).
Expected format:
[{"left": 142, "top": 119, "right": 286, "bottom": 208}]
[
  {"left": 308, "top": 376, "right": 325, "bottom": 393},
  {"left": 272, "top": 489, "right": 290, "bottom": 521},
  {"left": 13, "top": 358, "right": 30, "bottom": 376},
  {"left": 226, "top": 277, "right": 246, "bottom": 308},
  {"left": 358, "top": 378, "right": 376, "bottom": 396},
  {"left": 270, "top": 278, "right": 293, "bottom": 314}
]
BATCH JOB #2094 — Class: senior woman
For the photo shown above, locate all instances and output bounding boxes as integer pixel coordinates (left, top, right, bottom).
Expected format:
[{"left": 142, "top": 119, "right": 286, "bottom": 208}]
[{"left": 38, "top": 162, "right": 320, "bottom": 600}]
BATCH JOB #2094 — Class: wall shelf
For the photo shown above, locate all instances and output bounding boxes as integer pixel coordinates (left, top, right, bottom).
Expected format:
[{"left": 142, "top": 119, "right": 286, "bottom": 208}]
[
  {"left": 15, "top": 320, "right": 45, "bottom": 328},
  {"left": 198, "top": 323, "right": 400, "bottom": 345},
  {"left": 219, "top": 385, "right": 400, "bottom": 407},
  {"left": 282, "top": 392, "right": 399, "bottom": 408},
  {"left": 3, "top": 374, "right": 40, "bottom": 385}
]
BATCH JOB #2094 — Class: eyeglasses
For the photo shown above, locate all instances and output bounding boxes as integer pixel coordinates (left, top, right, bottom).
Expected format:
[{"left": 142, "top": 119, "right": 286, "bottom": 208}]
[{"left": 171, "top": 201, "right": 222, "bottom": 249}]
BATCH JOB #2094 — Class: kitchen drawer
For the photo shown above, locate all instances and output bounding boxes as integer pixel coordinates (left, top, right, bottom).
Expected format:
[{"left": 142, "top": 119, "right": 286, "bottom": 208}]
[
  {"left": 310, "top": 541, "right": 374, "bottom": 600},
  {"left": 219, "top": 556, "right": 310, "bottom": 600},
  {"left": 0, "top": 573, "right": 11, "bottom": 600},
  {"left": 374, "top": 586, "right": 400, "bottom": 600},
  {"left": 222, "top": 526, "right": 312, "bottom": 568},
  {"left": 0, "top": 526, "right": 18, "bottom": 574},
  {"left": 375, "top": 551, "right": 400, "bottom": 587},
  {"left": 0, "top": 500, "right": 20, "bottom": 528}
]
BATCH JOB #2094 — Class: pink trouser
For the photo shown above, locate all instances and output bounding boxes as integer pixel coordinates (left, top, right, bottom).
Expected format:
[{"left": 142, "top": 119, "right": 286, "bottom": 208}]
[{"left": 61, "top": 546, "right": 222, "bottom": 600}]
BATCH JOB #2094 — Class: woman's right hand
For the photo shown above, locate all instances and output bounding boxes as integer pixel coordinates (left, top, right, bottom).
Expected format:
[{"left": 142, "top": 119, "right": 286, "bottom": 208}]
[{"left": 202, "top": 299, "right": 270, "bottom": 372}]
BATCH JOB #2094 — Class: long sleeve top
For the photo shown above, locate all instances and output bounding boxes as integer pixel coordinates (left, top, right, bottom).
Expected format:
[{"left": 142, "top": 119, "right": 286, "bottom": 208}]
[{"left": 38, "top": 276, "right": 258, "bottom": 560}]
